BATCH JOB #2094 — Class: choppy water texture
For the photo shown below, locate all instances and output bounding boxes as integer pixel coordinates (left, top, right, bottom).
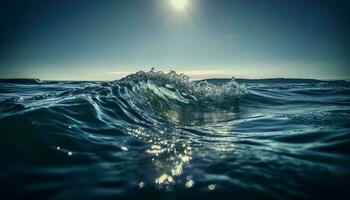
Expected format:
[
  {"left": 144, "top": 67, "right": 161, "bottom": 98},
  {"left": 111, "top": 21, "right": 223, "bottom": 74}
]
[{"left": 1, "top": 70, "right": 350, "bottom": 199}]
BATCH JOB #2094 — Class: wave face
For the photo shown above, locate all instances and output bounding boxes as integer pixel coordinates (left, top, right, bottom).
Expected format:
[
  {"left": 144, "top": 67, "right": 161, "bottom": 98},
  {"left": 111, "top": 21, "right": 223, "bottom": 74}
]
[{"left": 0, "top": 70, "right": 350, "bottom": 199}]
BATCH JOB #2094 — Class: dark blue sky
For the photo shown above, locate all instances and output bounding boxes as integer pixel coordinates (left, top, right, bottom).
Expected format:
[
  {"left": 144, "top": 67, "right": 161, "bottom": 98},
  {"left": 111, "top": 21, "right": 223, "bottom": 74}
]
[{"left": 1, "top": 0, "right": 349, "bottom": 80}]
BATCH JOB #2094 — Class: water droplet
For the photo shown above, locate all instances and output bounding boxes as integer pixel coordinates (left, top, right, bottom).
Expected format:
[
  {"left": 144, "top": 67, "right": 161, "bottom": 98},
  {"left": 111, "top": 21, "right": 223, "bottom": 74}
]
[
  {"left": 185, "top": 179, "right": 194, "bottom": 188},
  {"left": 155, "top": 174, "right": 173, "bottom": 185},
  {"left": 208, "top": 184, "right": 216, "bottom": 191},
  {"left": 121, "top": 146, "right": 128, "bottom": 151},
  {"left": 138, "top": 181, "right": 145, "bottom": 189},
  {"left": 68, "top": 152, "right": 72, "bottom": 156},
  {"left": 56, "top": 146, "right": 60, "bottom": 150}
]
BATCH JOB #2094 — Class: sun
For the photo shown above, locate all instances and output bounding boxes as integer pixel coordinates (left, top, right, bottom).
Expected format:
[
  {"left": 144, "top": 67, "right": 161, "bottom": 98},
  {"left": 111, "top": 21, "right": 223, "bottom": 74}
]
[{"left": 170, "top": 0, "right": 189, "bottom": 11}]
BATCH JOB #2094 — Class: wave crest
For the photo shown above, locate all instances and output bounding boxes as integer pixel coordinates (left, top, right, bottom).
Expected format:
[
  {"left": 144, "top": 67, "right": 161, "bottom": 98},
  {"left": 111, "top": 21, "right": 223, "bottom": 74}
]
[
  {"left": 110, "top": 69, "right": 247, "bottom": 125},
  {"left": 117, "top": 69, "right": 247, "bottom": 103}
]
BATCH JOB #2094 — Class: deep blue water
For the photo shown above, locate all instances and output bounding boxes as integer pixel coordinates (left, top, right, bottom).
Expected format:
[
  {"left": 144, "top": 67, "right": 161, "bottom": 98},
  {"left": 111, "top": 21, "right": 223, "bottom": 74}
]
[{"left": 1, "top": 71, "right": 350, "bottom": 199}]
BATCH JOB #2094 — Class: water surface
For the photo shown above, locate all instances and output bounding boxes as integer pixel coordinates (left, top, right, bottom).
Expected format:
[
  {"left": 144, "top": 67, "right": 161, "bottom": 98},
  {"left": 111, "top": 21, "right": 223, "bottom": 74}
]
[{"left": 1, "top": 71, "right": 350, "bottom": 199}]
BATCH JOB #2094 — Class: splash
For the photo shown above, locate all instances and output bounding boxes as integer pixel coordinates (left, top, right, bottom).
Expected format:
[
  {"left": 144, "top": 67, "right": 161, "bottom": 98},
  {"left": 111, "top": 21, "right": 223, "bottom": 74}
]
[
  {"left": 112, "top": 69, "right": 247, "bottom": 124},
  {"left": 117, "top": 68, "right": 247, "bottom": 103}
]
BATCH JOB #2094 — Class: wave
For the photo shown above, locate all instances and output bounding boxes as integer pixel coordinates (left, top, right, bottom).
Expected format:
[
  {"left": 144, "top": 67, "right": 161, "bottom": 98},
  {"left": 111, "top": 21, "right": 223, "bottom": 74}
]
[
  {"left": 0, "top": 70, "right": 249, "bottom": 193},
  {"left": 0, "top": 78, "right": 45, "bottom": 84},
  {"left": 112, "top": 69, "right": 246, "bottom": 124},
  {"left": 117, "top": 69, "right": 247, "bottom": 102},
  {"left": 0, "top": 70, "right": 247, "bottom": 124}
]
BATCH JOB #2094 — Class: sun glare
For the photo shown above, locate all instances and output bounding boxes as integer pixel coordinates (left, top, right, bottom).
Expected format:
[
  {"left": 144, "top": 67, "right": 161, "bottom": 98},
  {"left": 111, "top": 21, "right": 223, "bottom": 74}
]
[{"left": 171, "top": 0, "right": 188, "bottom": 11}]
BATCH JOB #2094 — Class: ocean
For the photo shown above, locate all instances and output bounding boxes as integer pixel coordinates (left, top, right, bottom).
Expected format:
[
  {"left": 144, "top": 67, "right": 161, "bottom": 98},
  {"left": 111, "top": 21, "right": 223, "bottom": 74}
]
[{"left": 1, "top": 70, "right": 350, "bottom": 199}]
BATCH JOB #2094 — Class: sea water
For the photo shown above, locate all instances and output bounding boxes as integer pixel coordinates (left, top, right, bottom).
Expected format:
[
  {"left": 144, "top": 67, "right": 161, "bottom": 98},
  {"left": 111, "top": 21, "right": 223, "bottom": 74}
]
[{"left": 0, "top": 70, "right": 349, "bottom": 199}]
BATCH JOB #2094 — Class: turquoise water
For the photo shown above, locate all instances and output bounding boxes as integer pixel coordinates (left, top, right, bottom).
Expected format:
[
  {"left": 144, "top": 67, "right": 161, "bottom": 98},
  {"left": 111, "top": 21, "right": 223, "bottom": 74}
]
[{"left": 1, "top": 70, "right": 350, "bottom": 199}]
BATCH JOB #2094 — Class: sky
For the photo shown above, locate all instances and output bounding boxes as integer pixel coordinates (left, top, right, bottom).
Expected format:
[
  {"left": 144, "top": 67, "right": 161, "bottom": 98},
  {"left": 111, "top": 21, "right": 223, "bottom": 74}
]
[{"left": 0, "top": 0, "right": 349, "bottom": 80}]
